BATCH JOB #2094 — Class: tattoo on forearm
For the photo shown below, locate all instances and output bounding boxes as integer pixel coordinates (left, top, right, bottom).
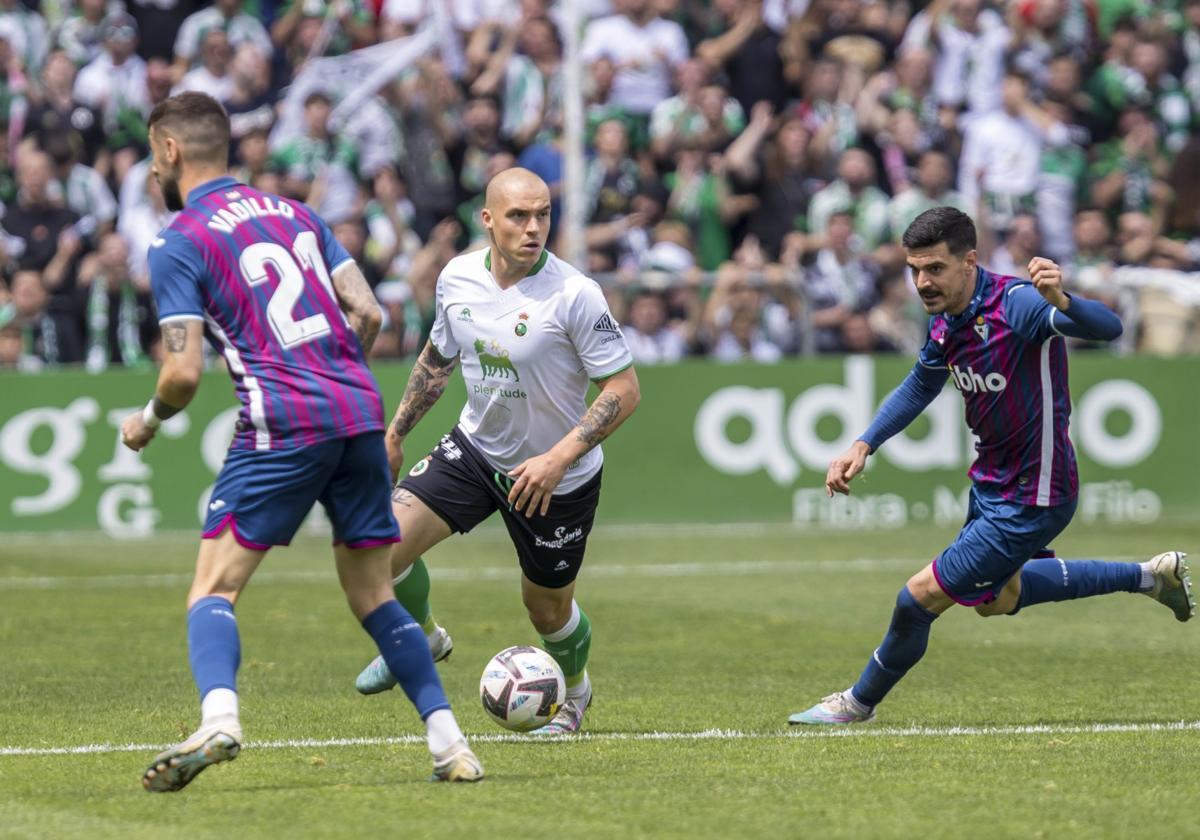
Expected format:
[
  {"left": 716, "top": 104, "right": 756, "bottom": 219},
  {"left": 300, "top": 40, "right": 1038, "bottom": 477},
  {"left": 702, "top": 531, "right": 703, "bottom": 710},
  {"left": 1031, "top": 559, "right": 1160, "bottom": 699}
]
[
  {"left": 576, "top": 392, "right": 622, "bottom": 448},
  {"left": 391, "top": 344, "right": 458, "bottom": 439},
  {"left": 162, "top": 324, "right": 187, "bottom": 353}
]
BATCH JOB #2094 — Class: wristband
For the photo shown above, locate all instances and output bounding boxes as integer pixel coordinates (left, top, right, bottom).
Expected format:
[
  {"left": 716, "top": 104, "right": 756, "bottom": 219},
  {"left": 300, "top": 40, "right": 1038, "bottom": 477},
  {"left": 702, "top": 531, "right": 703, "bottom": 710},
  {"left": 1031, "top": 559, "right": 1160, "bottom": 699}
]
[{"left": 142, "top": 399, "right": 163, "bottom": 430}]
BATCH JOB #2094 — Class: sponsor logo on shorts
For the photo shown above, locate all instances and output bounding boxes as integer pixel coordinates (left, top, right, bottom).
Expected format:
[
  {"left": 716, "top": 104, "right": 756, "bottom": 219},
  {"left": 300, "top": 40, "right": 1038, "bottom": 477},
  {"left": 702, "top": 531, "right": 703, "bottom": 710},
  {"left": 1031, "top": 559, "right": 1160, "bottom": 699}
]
[
  {"left": 535, "top": 525, "right": 584, "bottom": 550},
  {"left": 438, "top": 435, "right": 463, "bottom": 461},
  {"left": 554, "top": 560, "right": 570, "bottom": 571}
]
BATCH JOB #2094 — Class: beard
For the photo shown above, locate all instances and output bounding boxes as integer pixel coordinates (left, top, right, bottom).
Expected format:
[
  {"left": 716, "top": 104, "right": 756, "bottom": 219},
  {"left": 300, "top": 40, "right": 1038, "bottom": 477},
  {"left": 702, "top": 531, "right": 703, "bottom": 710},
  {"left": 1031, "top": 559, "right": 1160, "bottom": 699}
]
[{"left": 161, "top": 172, "right": 184, "bottom": 212}]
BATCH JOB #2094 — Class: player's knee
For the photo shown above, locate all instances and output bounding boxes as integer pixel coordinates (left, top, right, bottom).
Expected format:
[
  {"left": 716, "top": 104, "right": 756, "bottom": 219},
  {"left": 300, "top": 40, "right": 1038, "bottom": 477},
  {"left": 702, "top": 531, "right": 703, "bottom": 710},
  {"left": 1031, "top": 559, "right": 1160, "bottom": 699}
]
[
  {"left": 522, "top": 594, "right": 571, "bottom": 633},
  {"left": 973, "top": 601, "right": 1004, "bottom": 617}
]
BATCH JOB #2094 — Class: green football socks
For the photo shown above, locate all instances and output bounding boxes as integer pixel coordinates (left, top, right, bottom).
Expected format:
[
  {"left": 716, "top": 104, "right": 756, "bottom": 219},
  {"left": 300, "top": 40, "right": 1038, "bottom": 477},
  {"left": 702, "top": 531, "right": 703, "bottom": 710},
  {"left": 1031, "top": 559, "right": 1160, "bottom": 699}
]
[
  {"left": 392, "top": 557, "right": 436, "bottom": 635},
  {"left": 541, "top": 601, "right": 591, "bottom": 688}
]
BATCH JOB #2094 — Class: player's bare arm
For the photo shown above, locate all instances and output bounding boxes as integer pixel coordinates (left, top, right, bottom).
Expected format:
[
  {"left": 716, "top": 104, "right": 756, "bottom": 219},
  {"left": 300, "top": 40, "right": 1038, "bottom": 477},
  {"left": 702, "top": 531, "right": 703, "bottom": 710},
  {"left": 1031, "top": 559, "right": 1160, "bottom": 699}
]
[
  {"left": 331, "top": 261, "right": 384, "bottom": 353},
  {"left": 826, "top": 440, "right": 871, "bottom": 498},
  {"left": 121, "top": 319, "right": 205, "bottom": 452},
  {"left": 386, "top": 340, "right": 460, "bottom": 478},
  {"left": 508, "top": 366, "right": 641, "bottom": 518}
]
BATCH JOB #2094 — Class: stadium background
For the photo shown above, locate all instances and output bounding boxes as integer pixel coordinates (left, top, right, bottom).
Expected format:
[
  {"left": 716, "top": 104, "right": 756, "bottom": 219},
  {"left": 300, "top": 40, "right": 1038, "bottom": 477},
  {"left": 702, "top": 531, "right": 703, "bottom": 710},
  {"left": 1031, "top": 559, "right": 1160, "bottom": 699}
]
[{"left": 0, "top": 0, "right": 1198, "bottom": 533}]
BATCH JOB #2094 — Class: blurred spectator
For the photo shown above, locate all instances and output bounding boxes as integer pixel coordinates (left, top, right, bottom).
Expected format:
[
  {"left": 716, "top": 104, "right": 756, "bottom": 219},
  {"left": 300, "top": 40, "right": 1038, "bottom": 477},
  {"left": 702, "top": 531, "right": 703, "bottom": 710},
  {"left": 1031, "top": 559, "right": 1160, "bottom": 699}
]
[
  {"left": 117, "top": 158, "right": 175, "bottom": 287},
  {"left": 705, "top": 264, "right": 786, "bottom": 362},
  {"left": 448, "top": 94, "right": 509, "bottom": 209},
  {"left": 24, "top": 50, "right": 106, "bottom": 169},
  {"left": 667, "top": 144, "right": 753, "bottom": 270},
  {"left": 869, "top": 272, "right": 924, "bottom": 354},
  {"left": 808, "top": 147, "right": 890, "bottom": 251},
  {"left": 889, "top": 148, "right": 965, "bottom": 241},
  {"left": 0, "top": 0, "right": 49, "bottom": 74},
  {"left": 7, "top": 268, "right": 83, "bottom": 368},
  {"left": 272, "top": 90, "right": 335, "bottom": 203},
  {"left": 1090, "top": 33, "right": 1191, "bottom": 154},
  {"left": 584, "top": 118, "right": 641, "bottom": 270},
  {"left": 580, "top": 0, "right": 689, "bottom": 121},
  {"left": 271, "top": 0, "right": 377, "bottom": 58},
  {"left": 983, "top": 211, "right": 1040, "bottom": 278},
  {"left": 363, "top": 165, "right": 418, "bottom": 276},
  {"left": 43, "top": 129, "right": 117, "bottom": 238},
  {"left": 959, "top": 69, "right": 1066, "bottom": 237},
  {"left": 622, "top": 288, "right": 689, "bottom": 364},
  {"left": 225, "top": 44, "right": 275, "bottom": 147},
  {"left": 73, "top": 13, "right": 150, "bottom": 134},
  {"left": 471, "top": 13, "right": 563, "bottom": 149},
  {"left": 803, "top": 210, "right": 880, "bottom": 352},
  {"left": 792, "top": 56, "right": 861, "bottom": 167},
  {"left": 1086, "top": 106, "right": 1171, "bottom": 224},
  {"left": 650, "top": 59, "right": 746, "bottom": 162},
  {"left": 4, "top": 149, "right": 84, "bottom": 302},
  {"left": 78, "top": 232, "right": 153, "bottom": 371},
  {"left": 726, "top": 107, "right": 822, "bottom": 261},
  {"left": 1036, "top": 98, "right": 1089, "bottom": 265},
  {"left": 174, "top": 28, "right": 235, "bottom": 102},
  {"left": 171, "top": 0, "right": 270, "bottom": 82},
  {"left": 696, "top": 0, "right": 788, "bottom": 115},
  {"left": 903, "top": 0, "right": 1009, "bottom": 117},
  {"left": 53, "top": 0, "right": 111, "bottom": 67}
]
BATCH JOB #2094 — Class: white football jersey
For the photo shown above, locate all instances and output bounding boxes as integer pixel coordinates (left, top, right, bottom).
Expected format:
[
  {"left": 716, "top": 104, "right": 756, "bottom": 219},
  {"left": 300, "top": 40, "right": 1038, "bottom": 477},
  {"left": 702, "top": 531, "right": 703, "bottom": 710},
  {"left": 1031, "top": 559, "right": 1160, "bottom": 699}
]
[{"left": 430, "top": 248, "right": 634, "bottom": 493}]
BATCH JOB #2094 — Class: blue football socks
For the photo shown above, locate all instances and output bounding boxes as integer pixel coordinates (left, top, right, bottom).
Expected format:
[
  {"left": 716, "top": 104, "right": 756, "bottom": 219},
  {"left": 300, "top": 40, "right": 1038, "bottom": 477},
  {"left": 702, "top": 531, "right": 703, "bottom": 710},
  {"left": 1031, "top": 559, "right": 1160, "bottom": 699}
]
[
  {"left": 850, "top": 588, "right": 939, "bottom": 709},
  {"left": 188, "top": 596, "right": 241, "bottom": 699},
  {"left": 1013, "top": 557, "right": 1143, "bottom": 613},
  {"left": 362, "top": 600, "right": 451, "bottom": 719}
]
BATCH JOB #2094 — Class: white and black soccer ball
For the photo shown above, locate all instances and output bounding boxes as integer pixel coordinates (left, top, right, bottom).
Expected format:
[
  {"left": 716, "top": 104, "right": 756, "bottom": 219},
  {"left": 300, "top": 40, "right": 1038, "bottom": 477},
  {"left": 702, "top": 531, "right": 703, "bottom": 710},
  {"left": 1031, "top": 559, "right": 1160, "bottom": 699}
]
[{"left": 479, "top": 645, "right": 566, "bottom": 732}]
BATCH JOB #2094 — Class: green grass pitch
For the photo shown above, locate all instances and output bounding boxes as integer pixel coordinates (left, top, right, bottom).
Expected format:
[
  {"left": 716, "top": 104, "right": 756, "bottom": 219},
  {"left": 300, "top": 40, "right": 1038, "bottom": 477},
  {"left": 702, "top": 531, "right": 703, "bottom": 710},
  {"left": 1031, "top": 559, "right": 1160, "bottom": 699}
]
[{"left": 1, "top": 519, "right": 1197, "bottom": 838}]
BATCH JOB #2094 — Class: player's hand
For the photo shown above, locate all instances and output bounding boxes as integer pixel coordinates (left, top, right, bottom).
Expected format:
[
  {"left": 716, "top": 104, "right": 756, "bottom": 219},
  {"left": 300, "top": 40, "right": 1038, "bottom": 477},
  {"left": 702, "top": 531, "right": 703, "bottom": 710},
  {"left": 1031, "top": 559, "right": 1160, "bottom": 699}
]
[
  {"left": 120, "top": 411, "right": 157, "bottom": 452},
  {"left": 507, "top": 452, "right": 569, "bottom": 518},
  {"left": 825, "top": 441, "right": 870, "bottom": 497},
  {"left": 1028, "top": 257, "right": 1070, "bottom": 310},
  {"left": 385, "top": 432, "right": 405, "bottom": 483}
]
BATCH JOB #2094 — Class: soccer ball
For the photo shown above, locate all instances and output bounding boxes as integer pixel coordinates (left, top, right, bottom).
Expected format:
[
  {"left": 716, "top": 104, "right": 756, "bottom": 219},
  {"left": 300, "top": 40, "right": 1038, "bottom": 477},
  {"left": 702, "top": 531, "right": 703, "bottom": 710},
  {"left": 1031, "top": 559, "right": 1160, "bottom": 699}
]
[{"left": 479, "top": 645, "right": 566, "bottom": 732}]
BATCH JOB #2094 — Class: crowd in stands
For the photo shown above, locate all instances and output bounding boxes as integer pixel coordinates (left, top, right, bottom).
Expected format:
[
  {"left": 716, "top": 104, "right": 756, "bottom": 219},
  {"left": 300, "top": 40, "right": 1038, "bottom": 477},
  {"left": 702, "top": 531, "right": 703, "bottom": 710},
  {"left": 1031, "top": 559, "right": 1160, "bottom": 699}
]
[{"left": 2, "top": 0, "right": 1200, "bottom": 370}]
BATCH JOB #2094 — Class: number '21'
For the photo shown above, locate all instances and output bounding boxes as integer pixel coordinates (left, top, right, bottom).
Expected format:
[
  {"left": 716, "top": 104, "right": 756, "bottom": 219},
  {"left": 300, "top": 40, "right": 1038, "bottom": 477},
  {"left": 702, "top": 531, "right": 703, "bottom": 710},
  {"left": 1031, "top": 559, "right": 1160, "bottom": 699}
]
[{"left": 239, "top": 230, "right": 339, "bottom": 349}]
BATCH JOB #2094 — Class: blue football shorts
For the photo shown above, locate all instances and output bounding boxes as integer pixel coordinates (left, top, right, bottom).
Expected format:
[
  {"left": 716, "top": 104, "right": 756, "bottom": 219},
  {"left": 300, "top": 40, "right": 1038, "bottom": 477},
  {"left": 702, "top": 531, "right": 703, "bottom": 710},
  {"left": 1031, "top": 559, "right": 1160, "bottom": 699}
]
[
  {"left": 202, "top": 431, "right": 399, "bottom": 550},
  {"left": 931, "top": 485, "right": 1077, "bottom": 606}
]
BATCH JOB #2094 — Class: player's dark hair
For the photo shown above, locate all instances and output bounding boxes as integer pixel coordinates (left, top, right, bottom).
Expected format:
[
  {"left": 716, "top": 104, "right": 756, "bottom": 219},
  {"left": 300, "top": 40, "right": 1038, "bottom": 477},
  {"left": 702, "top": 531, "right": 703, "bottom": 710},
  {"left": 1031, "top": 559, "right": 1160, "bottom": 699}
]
[
  {"left": 902, "top": 206, "right": 977, "bottom": 256},
  {"left": 148, "top": 92, "right": 230, "bottom": 167}
]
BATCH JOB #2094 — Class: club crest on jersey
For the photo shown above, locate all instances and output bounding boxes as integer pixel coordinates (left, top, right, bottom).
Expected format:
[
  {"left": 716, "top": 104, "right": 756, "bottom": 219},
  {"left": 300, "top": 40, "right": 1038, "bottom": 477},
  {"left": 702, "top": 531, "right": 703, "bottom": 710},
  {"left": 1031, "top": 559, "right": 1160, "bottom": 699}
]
[
  {"left": 515, "top": 312, "right": 529, "bottom": 336},
  {"left": 973, "top": 315, "right": 989, "bottom": 342},
  {"left": 593, "top": 312, "right": 620, "bottom": 334},
  {"left": 474, "top": 338, "right": 520, "bottom": 381}
]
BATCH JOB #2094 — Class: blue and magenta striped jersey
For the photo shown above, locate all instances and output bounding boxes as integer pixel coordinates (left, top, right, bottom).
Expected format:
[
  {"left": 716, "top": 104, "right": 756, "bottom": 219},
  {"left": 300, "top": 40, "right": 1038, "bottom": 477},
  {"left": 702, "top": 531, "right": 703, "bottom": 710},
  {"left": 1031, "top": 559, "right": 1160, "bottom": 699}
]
[
  {"left": 920, "top": 267, "right": 1078, "bottom": 506},
  {"left": 148, "top": 176, "right": 384, "bottom": 450}
]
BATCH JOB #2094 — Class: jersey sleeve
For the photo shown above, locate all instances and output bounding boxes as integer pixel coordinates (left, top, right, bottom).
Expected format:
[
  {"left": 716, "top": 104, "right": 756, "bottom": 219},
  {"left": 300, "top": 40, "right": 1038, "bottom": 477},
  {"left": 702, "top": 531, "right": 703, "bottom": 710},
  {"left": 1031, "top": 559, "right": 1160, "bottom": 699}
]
[
  {"left": 1003, "top": 282, "right": 1057, "bottom": 342},
  {"left": 917, "top": 324, "right": 947, "bottom": 369},
  {"left": 427, "top": 273, "right": 460, "bottom": 359},
  {"left": 310, "top": 208, "right": 355, "bottom": 274},
  {"left": 148, "top": 231, "right": 206, "bottom": 323},
  {"left": 567, "top": 278, "right": 634, "bottom": 381}
]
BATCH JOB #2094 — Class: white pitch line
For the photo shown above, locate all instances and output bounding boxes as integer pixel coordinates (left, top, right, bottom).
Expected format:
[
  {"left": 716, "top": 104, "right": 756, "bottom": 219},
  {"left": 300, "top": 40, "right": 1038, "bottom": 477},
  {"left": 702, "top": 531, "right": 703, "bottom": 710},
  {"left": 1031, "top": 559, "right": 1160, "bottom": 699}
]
[
  {"left": 4, "top": 721, "right": 1199, "bottom": 757},
  {"left": 0, "top": 558, "right": 919, "bottom": 590}
]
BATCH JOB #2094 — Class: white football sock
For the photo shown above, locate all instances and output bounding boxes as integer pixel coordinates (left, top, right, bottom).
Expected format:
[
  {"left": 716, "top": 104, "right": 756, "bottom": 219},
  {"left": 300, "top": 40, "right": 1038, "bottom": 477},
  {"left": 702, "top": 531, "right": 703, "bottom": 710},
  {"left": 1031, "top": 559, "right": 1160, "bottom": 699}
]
[
  {"left": 200, "top": 688, "right": 240, "bottom": 729},
  {"left": 1139, "top": 563, "right": 1156, "bottom": 592},
  {"left": 566, "top": 670, "right": 591, "bottom": 703},
  {"left": 425, "top": 708, "right": 465, "bottom": 754}
]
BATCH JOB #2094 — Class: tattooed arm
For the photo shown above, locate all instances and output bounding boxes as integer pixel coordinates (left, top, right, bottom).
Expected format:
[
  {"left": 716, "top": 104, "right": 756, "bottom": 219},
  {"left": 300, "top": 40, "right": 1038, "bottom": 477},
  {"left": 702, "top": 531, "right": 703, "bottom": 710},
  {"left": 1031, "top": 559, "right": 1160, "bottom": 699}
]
[
  {"left": 331, "top": 261, "right": 384, "bottom": 354},
  {"left": 507, "top": 366, "right": 641, "bottom": 517},
  {"left": 385, "top": 340, "right": 460, "bottom": 478},
  {"left": 121, "top": 319, "right": 205, "bottom": 451}
]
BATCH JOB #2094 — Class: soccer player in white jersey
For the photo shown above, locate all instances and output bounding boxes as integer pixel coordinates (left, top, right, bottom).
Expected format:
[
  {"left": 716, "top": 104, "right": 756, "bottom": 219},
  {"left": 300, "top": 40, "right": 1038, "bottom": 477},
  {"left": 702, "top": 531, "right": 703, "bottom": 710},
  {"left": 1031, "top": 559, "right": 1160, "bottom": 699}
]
[{"left": 353, "top": 168, "right": 641, "bottom": 734}]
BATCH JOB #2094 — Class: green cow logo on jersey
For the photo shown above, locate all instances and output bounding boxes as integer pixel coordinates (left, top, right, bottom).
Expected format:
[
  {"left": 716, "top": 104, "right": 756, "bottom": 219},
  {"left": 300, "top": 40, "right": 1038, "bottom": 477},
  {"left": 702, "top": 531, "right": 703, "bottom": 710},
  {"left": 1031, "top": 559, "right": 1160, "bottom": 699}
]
[{"left": 474, "top": 339, "right": 520, "bottom": 381}]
